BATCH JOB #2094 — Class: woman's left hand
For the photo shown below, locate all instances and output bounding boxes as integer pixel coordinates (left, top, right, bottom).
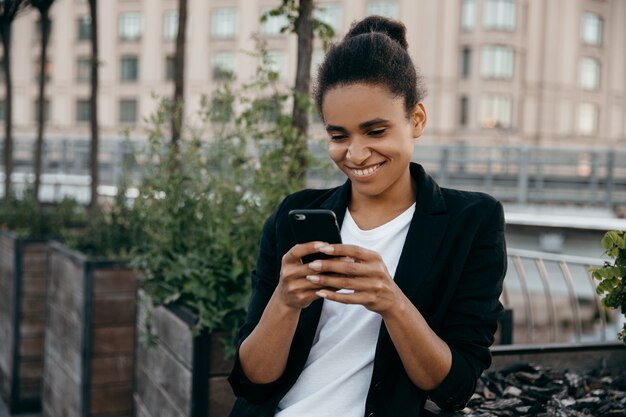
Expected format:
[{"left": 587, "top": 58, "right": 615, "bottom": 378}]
[{"left": 304, "top": 244, "right": 406, "bottom": 315}]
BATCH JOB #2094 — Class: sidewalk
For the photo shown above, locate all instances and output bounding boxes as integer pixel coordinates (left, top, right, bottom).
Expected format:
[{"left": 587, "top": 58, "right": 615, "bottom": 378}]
[{"left": 0, "top": 398, "right": 40, "bottom": 417}]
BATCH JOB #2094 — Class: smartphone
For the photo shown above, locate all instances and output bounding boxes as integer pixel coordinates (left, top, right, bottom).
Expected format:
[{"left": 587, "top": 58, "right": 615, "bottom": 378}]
[{"left": 288, "top": 209, "right": 342, "bottom": 264}]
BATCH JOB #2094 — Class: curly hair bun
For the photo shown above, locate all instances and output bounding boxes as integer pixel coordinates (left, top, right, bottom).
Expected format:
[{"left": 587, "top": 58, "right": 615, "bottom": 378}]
[{"left": 344, "top": 15, "right": 408, "bottom": 50}]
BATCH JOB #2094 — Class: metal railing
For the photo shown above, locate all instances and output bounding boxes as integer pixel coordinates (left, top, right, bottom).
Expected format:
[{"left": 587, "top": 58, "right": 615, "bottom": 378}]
[{"left": 503, "top": 248, "right": 618, "bottom": 345}]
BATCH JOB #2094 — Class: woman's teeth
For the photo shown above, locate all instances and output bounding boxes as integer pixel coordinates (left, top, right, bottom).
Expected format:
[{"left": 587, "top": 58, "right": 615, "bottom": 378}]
[{"left": 351, "top": 163, "right": 382, "bottom": 177}]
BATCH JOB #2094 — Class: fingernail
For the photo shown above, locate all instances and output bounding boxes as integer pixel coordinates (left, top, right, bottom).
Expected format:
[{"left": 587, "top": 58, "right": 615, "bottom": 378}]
[
  {"left": 309, "top": 261, "right": 322, "bottom": 271},
  {"left": 341, "top": 256, "right": 355, "bottom": 263},
  {"left": 316, "top": 291, "right": 327, "bottom": 298},
  {"left": 318, "top": 245, "right": 334, "bottom": 254},
  {"left": 314, "top": 242, "right": 329, "bottom": 250},
  {"left": 306, "top": 275, "right": 320, "bottom": 283}
]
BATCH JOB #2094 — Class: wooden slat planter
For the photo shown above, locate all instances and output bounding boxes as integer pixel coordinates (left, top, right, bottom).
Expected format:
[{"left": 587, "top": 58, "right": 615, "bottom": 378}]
[
  {"left": 134, "top": 295, "right": 236, "bottom": 417},
  {"left": 42, "top": 241, "right": 137, "bottom": 417},
  {"left": 0, "top": 231, "right": 48, "bottom": 413}
]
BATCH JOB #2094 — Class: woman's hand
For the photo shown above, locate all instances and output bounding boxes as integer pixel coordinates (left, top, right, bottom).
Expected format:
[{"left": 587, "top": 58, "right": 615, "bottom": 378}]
[{"left": 304, "top": 244, "right": 407, "bottom": 315}]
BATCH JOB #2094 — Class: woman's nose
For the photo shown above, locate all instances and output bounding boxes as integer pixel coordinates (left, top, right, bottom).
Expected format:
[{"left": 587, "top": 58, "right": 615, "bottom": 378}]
[{"left": 346, "top": 138, "right": 371, "bottom": 165}]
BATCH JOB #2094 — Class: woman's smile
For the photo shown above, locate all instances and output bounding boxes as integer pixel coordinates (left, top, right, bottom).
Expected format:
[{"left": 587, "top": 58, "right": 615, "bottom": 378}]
[{"left": 348, "top": 161, "right": 386, "bottom": 178}]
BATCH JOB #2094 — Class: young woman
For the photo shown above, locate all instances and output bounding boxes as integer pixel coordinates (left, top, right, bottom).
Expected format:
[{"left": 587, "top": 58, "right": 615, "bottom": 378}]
[{"left": 228, "top": 16, "right": 506, "bottom": 417}]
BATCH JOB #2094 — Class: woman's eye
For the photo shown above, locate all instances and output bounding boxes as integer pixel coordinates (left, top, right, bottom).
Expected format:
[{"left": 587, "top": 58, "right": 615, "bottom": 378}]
[
  {"left": 368, "top": 129, "right": 386, "bottom": 137},
  {"left": 330, "top": 135, "right": 348, "bottom": 141}
]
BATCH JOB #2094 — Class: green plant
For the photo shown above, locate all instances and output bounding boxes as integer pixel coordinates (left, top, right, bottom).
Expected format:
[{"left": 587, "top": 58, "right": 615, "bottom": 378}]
[{"left": 590, "top": 230, "right": 626, "bottom": 343}]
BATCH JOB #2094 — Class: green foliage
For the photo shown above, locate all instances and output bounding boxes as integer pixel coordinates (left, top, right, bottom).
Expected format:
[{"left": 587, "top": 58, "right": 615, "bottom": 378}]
[
  {"left": 590, "top": 230, "right": 626, "bottom": 343},
  {"left": 132, "top": 46, "right": 307, "bottom": 341}
]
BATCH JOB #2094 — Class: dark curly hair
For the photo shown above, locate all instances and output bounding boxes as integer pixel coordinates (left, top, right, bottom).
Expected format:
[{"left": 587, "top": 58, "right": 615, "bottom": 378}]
[{"left": 314, "top": 15, "right": 427, "bottom": 120}]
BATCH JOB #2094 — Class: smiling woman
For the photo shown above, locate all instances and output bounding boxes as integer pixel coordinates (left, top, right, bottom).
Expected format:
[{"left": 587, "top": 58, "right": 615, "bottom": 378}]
[{"left": 228, "top": 15, "right": 507, "bottom": 417}]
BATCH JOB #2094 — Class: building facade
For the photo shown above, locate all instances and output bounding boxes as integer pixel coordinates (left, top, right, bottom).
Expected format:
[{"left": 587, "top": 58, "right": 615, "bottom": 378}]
[{"left": 1, "top": 0, "right": 625, "bottom": 148}]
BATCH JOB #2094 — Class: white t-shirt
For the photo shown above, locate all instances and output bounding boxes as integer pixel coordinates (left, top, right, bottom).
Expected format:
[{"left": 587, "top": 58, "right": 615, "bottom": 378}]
[{"left": 275, "top": 203, "right": 416, "bottom": 417}]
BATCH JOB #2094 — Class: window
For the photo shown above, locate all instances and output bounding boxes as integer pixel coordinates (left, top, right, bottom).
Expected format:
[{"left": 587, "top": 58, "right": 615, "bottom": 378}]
[
  {"left": 257, "top": 98, "right": 281, "bottom": 123},
  {"left": 33, "top": 98, "right": 51, "bottom": 122},
  {"left": 579, "top": 57, "right": 600, "bottom": 90},
  {"left": 577, "top": 103, "right": 598, "bottom": 135},
  {"left": 76, "top": 99, "right": 91, "bottom": 122},
  {"left": 480, "top": 95, "right": 512, "bottom": 129},
  {"left": 367, "top": 1, "right": 398, "bottom": 19},
  {"left": 209, "top": 95, "right": 234, "bottom": 123},
  {"left": 120, "top": 56, "right": 139, "bottom": 81},
  {"left": 310, "top": 49, "right": 325, "bottom": 78},
  {"left": 481, "top": 45, "right": 514, "bottom": 79},
  {"left": 314, "top": 3, "right": 342, "bottom": 33},
  {"left": 78, "top": 16, "right": 91, "bottom": 41},
  {"left": 165, "top": 56, "right": 176, "bottom": 81},
  {"left": 34, "top": 58, "right": 52, "bottom": 82},
  {"left": 459, "top": 96, "right": 469, "bottom": 126},
  {"left": 581, "top": 13, "right": 602, "bottom": 45},
  {"left": 119, "top": 12, "right": 143, "bottom": 41},
  {"left": 484, "top": 0, "right": 515, "bottom": 30},
  {"left": 211, "top": 52, "right": 235, "bottom": 80},
  {"left": 164, "top": 10, "right": 178, "bottom": 40},
  {"left": 267, "top": 51, "right": 287, "bottom": 79},
  {"left": 77, "top": 57, "right": 91, "bottom": 82},
  {"left": 461, "top": 47, "right": 471, "bottom": 77},
  {"left": 211, "top": 8, "right": 237, "bottom": 39},
  {"left": 260, "top": 7, "right": 289, "bottom": 36},
  {"left": 461, "top": 0, "right": 475, "bottom": 30},
  {"left": 119, "top": 99, "right": 138, "bottom": 123}
]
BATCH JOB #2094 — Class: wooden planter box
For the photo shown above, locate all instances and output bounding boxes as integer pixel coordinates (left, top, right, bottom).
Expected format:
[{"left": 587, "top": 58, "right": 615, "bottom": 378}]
[
  {"left": 134, "top": 295, "right": 236, "bottom": 417},
  {"left": 42, "top": 241, "right": 137, "bottom": 417},
  {"left": 0, "top": 232, "right": 48, "bottom": 413}
]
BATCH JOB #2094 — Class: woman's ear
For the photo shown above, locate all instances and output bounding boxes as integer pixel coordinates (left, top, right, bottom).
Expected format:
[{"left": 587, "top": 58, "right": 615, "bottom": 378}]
[{"left": 412, "top": 102, "right": 427, "bottom": 138}]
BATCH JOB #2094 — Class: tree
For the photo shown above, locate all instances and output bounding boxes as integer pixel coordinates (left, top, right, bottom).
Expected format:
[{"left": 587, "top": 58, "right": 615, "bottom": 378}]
[
  {"left": 88, "top": 0, "right": 98, "bottom": 208},
  {"left": 30, "top": 0, "right": 55, "bottom": 203},
  {"left": 171, "top": 0, "right": 187, "bottom": 145},
  {"left": 0, "top": 0, "right": 29, "bottom": 199}
]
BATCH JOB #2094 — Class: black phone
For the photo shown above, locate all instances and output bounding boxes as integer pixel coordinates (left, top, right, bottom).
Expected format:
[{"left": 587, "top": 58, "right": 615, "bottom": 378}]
[{"left": 288, "top": 209, "right": 342, "bottom": 264}]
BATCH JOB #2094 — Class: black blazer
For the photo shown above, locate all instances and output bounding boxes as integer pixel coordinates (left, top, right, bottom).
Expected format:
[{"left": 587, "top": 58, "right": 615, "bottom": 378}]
[{"left": 229, "top": 163, "right": 507, "bottom": 417}]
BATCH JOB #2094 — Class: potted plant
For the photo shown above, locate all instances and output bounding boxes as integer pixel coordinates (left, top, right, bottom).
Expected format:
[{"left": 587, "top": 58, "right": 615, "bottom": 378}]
[{"left": 590, "top": 230, "right": 625, "bottom": 343}]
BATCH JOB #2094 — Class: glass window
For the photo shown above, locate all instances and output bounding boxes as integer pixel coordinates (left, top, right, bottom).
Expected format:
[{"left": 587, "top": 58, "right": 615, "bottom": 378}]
[
  {"left": 257, "top": 98, "right": 281, "bottom": 123},
  {"left": 33, "top": 98, "right": 51, "bottom": 122},
  {"left": 480, "top": 95, "right": 512, "bottom": 129},
  {"left": 119, "top": 99, "right": 138, "bottom": 123},
  {"left": 484, "top": 0, "right": 515, "bottom": 30},
  {"left": 120, "top": 56, "right": 139, "bottom": 81},
  {"left": 367, "top": 1, "right": 398, "bottom": 19},
  {"left": 211, "top": 8, "right": 237, "bottom": 39},
  {"left": 78, "top": 16, "right": 91, "bottom": 41},
  {"left": 163, "top": 10, "right": 178, "bottom": 40},
  {"left": 34, "top": 58, "right": 52, "bottom": 82},
  {"left": 76, "top": 99, "right": 91, "bottom": 122},
  {"left": 314, "top": 3, "right": 342, "bottom": 33},
  {"left": 581, "top": 13, "right": 602, "bottom": 45},
  {"left": 267, "top": 51, "right": 287, "bottom": 79},
  {"left": 119, "top": 12, "right": 143, "bottom": 41},
  {"left": 461, "top": 47, "right": 471, "bottom": 77},
  {"left": 212, "top": 52, "right": 235, "bottom": 80},
  {"left": 459, "top": 96, "right": 469, "bottom": 126},
  {"left": 481, "top": 45, "right": 514, "bottom": 79},
  {"left": 310, "top": 49, "right": 325, "bottom": 79},
  {"left": 577, "top": 103, "right": 598, "bottom": 135},
  {"left": 165, "top": 55, "right": 176, "bottom": 81},
  {"left": 461, "top": 0, "right": 475, "bottom": 30},
  {"left": 579, "top": 57, "right": 600, "bottom": 90},
  {"left": 260, "top": 7, "right": 289, "bottom": 36},
  {"left": 77, "top": 57, "right": 91, "bottom": 82},
  {"left": 209, "top": 95, "right": 234, "bottom": 123}
]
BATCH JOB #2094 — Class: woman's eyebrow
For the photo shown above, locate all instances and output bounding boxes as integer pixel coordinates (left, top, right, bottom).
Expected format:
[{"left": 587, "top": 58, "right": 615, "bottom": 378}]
[{"left": 325, "top": 118, "right": 390, "bottom": 132}]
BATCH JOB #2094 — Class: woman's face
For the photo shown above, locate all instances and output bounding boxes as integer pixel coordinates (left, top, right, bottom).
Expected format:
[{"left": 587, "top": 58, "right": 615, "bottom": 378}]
[{"left": 322, "top": 83, "right": 427, "bottom": 201}]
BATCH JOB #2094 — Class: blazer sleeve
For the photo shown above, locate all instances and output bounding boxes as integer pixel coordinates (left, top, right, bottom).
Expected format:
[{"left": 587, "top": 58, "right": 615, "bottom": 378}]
[
  {"left": 228, "top": 207, "right": 287, "bottom": 403},
  {"left": 428, "top": 200, "right": 507, "bottom": 411}
]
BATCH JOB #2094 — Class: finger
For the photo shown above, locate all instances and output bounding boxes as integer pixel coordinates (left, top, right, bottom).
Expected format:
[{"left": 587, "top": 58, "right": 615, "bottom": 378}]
[
  {"left": 283, "top": 241, "right": 331, "bottom": 264},
  {"left": 306, "top": 274, "right": 366, "bottom": 291},
  {"left": 307, "top": 258, "right": 370, "bottom": 277},
  {"left": 316, "top": 289, "right": 372, "bottom": 305},
  {"left": 316, "top": 244, "right": 380, "bottom": 262}
]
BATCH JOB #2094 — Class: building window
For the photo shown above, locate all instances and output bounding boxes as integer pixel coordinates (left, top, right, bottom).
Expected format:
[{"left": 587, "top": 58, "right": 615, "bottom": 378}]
[
  {"left": 577, "top": 103, "right": 598, "bottom": 135},
  {"left": 211, "top": 52, "right": 235, "bottom": 80},
  {"left": 76, "top": 99, "right": 91, "bottom": 122},
  {"left": 579, "top": 57, "right": 600, "bottom": 90},
  {"left": 120, "top": 56, "right": 139, "bottom": 82},
  {"left": 209, "top": 95, "right": 234, "bottom": 123},
  {"left": 481, "top": 45, "right": 514, "bottom": 79},
  {"left": 119, "top": 99, "right": 138, "bottom": 123},
  {"left": 480, "top": 95, "right": 512, "bottom": 129},
  {"left": 461, "top": 0, "right": 475, "bottom": 30},
  {"left": 484, "top": 0, "right": 515, "bottom": 30},
  {"left": 78, "top": 15, "right": 91, "bottom": 41},
  {"left": 34, "top": 58, "right": 52, "bottom": 82},
  {"left": 165, "top": 55, "right": 176, "bottom": 81},
  {"left": 314, "top": 3, "right": 342, "bottom": 33},
  {"left": 119, "top": 12, "right": 143, "bottom": 41},
  {"left": 459, "top": 96, "right": 469, "bottom": 126},
  {"left": 211, "top": 8, "right": 237, "bottom": 39},
  {"left": 33, "top": 98, "right": 51, "bottom": 122},
  {"left": 581, "top": 13, "right": 602, "bottom": 45},
  {"left": 461, "top": 47, "right": 471, "bottom": 77},
  {"left": 267, "top": 51, "right": 287, "bottom": 79},
  {"left": 163, "top": 10, "right": 178, "bottom": 41},
  {"left": 257, "top": 98, "right": 282, "bottom": 123},
  {"left": 260, "top": 7, "right": 289, "bottom": 36},
  {"left": 77, "top": 57, "right": 91, "bottom": 83},
  {"left": 310, "top": 49, "right": 325, "bottom": 79},
  {"left": 367, "top": 1, "right": 398, "bottom": 19}
]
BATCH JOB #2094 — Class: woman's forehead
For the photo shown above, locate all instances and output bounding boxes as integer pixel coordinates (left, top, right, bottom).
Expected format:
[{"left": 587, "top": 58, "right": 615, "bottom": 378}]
[{"left": 322, "top": 83, "right": 405, "bottom": 124}]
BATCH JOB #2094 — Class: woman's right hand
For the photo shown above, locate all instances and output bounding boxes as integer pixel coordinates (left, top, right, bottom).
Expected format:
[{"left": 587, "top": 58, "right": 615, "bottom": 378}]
[{"left": 277, "top": 241, "right": 331, "bottom": 310}]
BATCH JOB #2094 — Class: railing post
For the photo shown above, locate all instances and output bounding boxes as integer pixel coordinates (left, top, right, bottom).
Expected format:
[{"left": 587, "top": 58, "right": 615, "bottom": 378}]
[
  {"left": 517, "top": 146, "right": 529, "bottom": 204},
  {"left": 605, "top": 149, "right": 615, "bottom": 209},
  {"left": 439, "top": 147, "right": 449, "bottom": 187},
  {"left": 590, "top": 151, "right": 599, "bottom": 203}
]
